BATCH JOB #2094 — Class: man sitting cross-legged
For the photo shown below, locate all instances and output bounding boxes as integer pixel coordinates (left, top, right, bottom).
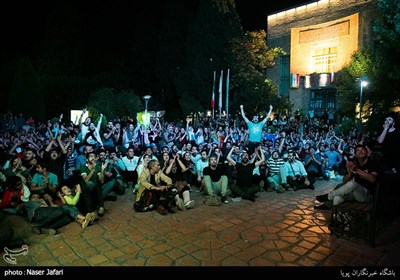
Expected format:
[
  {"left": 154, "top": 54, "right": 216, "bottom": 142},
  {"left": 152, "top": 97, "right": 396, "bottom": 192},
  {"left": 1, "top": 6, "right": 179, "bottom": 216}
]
[
  {"left": 227, "top": 145, "right": 265, "bottom": 202},
  {"left": 280, "top": 150, "right": 315, "bottom": 191},
  {"left": 202, "top": 151, "right": 229, "bottom": 205}
]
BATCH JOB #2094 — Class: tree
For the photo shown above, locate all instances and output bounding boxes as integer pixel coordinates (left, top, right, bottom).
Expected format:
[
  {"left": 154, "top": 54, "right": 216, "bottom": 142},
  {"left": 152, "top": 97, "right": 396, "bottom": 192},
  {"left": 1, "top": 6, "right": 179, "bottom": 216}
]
[
  {"left": 335, "top": 49, "right": 374, "bottom": 121},
  {"left": 155, "top": 0, "right": 196, "bottom": 120},
  {"left": 175, "top": 0, "right": 243, "bottom": 117},
  {"left": 230, "top": 30, "right": 287, "bottom": 114},
  {"left": 8, "top": 57, "right": 45, "bottom": 120},
  {"left": 87, "top": 88, "right": 142, "bottom": 120},
  {"left": 371, "top": 0, "right": 400, "bottom": 116}
]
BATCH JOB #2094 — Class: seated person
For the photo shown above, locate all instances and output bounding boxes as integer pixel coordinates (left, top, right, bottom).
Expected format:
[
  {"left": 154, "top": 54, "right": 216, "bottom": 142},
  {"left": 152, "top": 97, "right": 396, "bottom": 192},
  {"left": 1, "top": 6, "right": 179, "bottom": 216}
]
[
  {"left": 315, "top": 144, "right": 379, "bottom": 207},
  {"left": 135, "top": 159, "right": 180, "bottom": 215},
  {"left": 0, "top": 211, "right": 26, "bottom": 250},
  {"left": 304, "top": 146, "right": 324, "bottom": 181},
  {"left": 30, "top": 160, "right": 60, "bottom": 205},
  {"left": 0, "top": 176, "right": 30, "bottom": 215},
  {"left": 25, "top": 194, "right": 71, "bottom": 235},
  {"left": 280, "top": 150, "right": 315, "bottom": 191},
  {"left": 3, "top": 156, "right": 32, "bottom": 185},
  {"left": 266, "top": 150, "right": 285, "bottom": 193},
  {"left": 57, "top": 184, "right": 96, "bottom": 228},
  {"left": 164, "top": 154, "right": 195, "bottom": 209},
  {"left": 202, "top": 153, "right": 229, "bottom": 205},
  {"left": 79, "top": 150, "right": 107, "bottom": 217},
  {"left": 227, "top": 146, "right": 265, "bottom": 202}
]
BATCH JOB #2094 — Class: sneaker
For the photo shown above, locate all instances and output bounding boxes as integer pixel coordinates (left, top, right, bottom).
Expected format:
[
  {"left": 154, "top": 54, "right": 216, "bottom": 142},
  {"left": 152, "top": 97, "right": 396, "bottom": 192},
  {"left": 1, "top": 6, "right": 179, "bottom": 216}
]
[
  {"left": 221, "top": 196, "right": 229, "bottom": 204},
  {"left": 314, "top": 204, "right": 331, "bottom": 210},
  {"left": 316, "top": 193, "right": 329, "bottom": 203},
  {"left": 184, "top": 200, "right": 195, "bottom": 209},
  {"left": 231, "top": 197, "right": 242, "bottom": 202},
  {"left": 98, "top": 207, "right": 106, "bottom": 216},
  {"left": 177, "top": 198, "right": 186, "bottom": 210},
  {"left": 82, "top": 213, "right": 91, "bottom": 229},
  {"left": 276, "top": 185, "right": 286, "bottom": 193},
  {"left": 281, "top": 183, "right": 289, "bottom": 190},
  {"left": 89, "top": 212, "right": 97, "bottom": 225},
  {"left": 41, "top": 228, "right": 56, "bottom": 235},
  {"left": 204, "top": 195, "right": 221, "bottom": 206},
  {"left": 242, "top": 194, "right": 255, "bottom": 202}
]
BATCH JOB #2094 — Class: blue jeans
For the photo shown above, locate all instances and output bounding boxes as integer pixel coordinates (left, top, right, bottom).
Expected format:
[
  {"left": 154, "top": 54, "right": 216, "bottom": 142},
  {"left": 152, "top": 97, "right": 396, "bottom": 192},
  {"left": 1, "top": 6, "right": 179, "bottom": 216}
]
[{"left": 60, "top": 205, "right": 80, "bottom": 220}]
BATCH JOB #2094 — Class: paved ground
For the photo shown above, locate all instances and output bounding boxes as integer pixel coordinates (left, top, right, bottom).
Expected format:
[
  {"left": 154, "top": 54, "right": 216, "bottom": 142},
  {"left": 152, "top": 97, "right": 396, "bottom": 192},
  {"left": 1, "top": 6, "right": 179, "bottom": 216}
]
[{"left": 1, "top": 179, "right": 400, "bottom": 273}]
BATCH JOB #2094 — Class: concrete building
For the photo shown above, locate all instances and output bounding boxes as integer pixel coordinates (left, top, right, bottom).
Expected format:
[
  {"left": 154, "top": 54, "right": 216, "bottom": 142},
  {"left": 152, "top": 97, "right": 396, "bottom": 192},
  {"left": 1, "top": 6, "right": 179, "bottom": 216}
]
[{"left": 266, "top": 0, "right": 378, "bottom": 119}]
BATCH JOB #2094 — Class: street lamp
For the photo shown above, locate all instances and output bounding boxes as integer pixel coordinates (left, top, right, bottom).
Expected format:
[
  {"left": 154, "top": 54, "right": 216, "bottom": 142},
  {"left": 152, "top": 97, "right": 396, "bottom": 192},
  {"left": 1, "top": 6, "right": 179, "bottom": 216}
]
[
  {"left": 143, "top": 95, "right": 152, "bottom": 113},
  {"left": 358, "top": 76, "right": 368, "bottom": 121}
]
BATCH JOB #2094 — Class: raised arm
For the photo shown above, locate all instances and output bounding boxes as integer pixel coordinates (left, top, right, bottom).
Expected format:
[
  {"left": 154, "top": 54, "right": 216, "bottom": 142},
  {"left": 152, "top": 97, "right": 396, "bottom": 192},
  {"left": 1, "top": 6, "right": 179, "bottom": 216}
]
[
  {"left": 78, "top": 107, "right": 87, "bottom": 128},
  {"left": 254, "top": 146, "right": 265, "bottom": 167},
  {"left": 175, "top": 154, "right": 187, "bottom": 172},
  {"left": 262, "top": 105, "right": 273, "bottom": 125},
  {"left": 240, "top": 105, "right": 250, "bottom": 123},
  {"left": 226, "top": 146, "right": 236, "bottom": 166},
  {"left": 56, "top": 134, "right": 67, "bottom": 154},
  {"left": 277, "top": 131, "right": 285, "bottom": 154}
]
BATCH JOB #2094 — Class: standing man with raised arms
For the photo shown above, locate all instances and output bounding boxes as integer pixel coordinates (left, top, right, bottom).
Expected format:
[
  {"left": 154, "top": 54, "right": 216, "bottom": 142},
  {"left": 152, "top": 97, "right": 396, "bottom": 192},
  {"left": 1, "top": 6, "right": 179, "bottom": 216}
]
[{"left": 240, "top": 104, "right": 273, "bottom": 154}]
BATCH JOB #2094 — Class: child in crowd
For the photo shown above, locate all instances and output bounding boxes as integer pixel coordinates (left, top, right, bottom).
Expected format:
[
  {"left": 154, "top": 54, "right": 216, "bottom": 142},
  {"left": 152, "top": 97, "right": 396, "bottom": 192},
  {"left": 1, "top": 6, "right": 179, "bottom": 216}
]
[{"left": 57, "top": 184, "right": 96, "bottom": 228}]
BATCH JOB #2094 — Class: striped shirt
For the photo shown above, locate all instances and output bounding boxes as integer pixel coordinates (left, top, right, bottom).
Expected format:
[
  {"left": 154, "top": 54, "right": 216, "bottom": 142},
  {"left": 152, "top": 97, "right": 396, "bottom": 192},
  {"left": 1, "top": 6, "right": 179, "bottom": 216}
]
[{"left": 267, "top": 158, "right": 285, "bottom": 176}]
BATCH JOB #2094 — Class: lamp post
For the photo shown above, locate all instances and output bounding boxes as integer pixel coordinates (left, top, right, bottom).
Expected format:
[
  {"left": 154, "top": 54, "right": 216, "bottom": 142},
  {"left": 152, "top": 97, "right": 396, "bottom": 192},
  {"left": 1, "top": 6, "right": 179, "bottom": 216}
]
[
  {"left": 358, "top": 76, "right": 368, "bottom": 121},
  {"left": 143, "top": 95, "right": 152, "bottom": 113}
]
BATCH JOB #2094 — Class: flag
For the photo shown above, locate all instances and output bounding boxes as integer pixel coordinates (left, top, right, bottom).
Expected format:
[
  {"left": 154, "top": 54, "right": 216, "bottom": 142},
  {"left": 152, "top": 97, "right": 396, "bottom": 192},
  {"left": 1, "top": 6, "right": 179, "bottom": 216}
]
[
  {"left": 225, "top": 68, "right": 230, "bottom": 117},
  {"left": 218, "top": 70, "right": 223, "bottom": 118},
  {"left": 211, "top": 71, "right": 216, "bottom": 114}
]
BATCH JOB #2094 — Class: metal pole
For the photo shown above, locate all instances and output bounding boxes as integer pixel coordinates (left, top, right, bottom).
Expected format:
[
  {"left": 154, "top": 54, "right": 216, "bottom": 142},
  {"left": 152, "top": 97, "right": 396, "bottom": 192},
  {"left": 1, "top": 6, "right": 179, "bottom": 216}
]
[
  {"left": 143, "top": 95, "right": 151, "bottom": 114},
  {"left": 359, "top": 81, "right": 363, "bottom": 121}
]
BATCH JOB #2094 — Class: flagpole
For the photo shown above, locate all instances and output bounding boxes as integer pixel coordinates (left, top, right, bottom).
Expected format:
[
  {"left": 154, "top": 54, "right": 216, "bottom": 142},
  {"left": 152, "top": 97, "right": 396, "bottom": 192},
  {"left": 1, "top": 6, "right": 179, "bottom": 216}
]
[
  {"left": 226, "top": 68, "right": 230, "bottom": 118},
  {"left": 218, "top": 70, "right": 223, "bottom": 119},
  {"left": 211, "top": 71, "right": 216, "bottom": 119}
]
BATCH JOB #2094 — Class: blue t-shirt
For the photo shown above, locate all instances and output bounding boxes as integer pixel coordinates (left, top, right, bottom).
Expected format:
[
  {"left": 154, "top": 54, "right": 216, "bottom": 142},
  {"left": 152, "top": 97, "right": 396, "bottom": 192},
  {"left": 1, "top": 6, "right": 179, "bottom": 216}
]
[{"left": 247, "top": 122, "right": 264, "bottom": 143}]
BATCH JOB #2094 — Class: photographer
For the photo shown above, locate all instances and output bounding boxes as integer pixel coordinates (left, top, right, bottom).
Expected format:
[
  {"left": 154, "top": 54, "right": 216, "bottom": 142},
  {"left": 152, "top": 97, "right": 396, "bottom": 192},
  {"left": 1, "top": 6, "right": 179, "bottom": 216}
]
[
  {"left": 377, "top": 114, "right": 400, "bottom": 175},
  {"left": 280, "top": 150, "right": 315, "bottom": 191}
]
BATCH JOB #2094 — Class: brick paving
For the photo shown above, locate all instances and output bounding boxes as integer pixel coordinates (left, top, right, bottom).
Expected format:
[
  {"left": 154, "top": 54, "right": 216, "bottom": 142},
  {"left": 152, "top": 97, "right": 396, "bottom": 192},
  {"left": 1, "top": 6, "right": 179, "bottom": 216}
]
[{"left": 1, "top": 180, "right": 400, "bottom": 269}]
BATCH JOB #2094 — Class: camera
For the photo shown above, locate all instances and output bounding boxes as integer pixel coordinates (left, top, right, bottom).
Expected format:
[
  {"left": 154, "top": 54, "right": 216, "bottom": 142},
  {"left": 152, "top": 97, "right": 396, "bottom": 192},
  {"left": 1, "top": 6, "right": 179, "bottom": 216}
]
[{"left": 295, "top": 174, "right": 302, "bottom": 181}]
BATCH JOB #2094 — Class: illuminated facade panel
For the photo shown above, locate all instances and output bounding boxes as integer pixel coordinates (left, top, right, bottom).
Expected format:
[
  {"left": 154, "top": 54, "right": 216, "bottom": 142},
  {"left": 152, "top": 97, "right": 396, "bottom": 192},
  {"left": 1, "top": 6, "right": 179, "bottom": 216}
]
[
  {"left": 290, "top": 13, "right": 359, "bottom": 76},
  {"left": 266, "top": 0, "right": 378, "bottom": 115}
]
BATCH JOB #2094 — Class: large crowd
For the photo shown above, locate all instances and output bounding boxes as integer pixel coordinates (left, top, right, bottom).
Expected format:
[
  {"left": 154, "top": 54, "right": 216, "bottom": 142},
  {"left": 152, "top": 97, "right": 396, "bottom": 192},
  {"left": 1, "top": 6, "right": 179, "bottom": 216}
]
[{"left": 0, "top": 107, "right": 399, "bottom": 249}]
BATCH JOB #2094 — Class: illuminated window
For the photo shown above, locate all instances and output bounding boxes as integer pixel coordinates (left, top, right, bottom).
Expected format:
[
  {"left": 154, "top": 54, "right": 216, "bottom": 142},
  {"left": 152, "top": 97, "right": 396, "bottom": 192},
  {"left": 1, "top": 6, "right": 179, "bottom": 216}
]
[{"left": 313, "top": 47, "right": 337, "bottom": 73}]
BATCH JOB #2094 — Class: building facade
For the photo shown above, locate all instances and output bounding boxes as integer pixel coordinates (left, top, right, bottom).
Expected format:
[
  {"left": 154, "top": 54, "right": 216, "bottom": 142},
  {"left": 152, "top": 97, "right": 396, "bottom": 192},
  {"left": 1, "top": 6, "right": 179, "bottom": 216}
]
[{"left": 266, "top": 0, "right": 378, "bottom": 118}]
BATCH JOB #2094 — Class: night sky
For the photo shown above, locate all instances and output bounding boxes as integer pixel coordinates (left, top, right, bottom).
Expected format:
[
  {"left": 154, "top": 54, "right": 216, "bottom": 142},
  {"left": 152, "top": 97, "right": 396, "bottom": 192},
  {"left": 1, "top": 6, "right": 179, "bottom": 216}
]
[
  {"left": 1, "top": 0, "right": 311, "bottom": 55},
  {"left": 236, "top": 0, "right": 312, "bottom": 30}
]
